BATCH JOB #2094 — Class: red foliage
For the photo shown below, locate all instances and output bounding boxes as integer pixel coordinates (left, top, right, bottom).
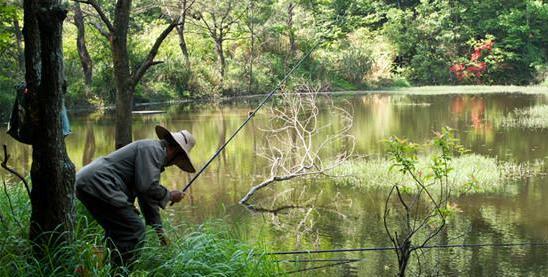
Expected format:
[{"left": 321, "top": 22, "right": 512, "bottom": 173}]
[
  {"left": 449, "top": 39, "right": 494, "bottom": 82},
  {"left": 470, "top": 49, "right": 481, "bottom": 61}
]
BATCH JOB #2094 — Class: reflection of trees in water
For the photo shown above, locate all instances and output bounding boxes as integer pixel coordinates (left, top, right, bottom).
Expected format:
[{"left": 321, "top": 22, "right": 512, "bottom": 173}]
[
  {"left": 216, "top": 107, "right": 227, "bottom": 172},
  {"left": 242, "top": 185, "right": 352, "bottom": 250},
  {"left": 0, "top": 142, "right": 31, "bottom": 177},
  {"left": 451, "top": 96, "right": 465, "bottom": 115},
  {"left": 241, "top": 176, "right": 548, "bottom": 276},
  {"left": 470, "top": 96, "right": 486, "bottom": 130},
  {"left": 82, "top": 125, "right": 96, "bottom": 166},
  {"left": 361, "top": 94, "right": 395, "bottom": 138}
]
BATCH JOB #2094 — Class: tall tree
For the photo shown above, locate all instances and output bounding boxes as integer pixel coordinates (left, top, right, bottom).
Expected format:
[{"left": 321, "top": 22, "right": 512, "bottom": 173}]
[
  {"left": 162, "top": 0, "right": 196, "bottom": 68},
  {"left": 73, "top": 2, "right": 93, "bottom": 91},
  {"left": 287, "top": 1, "right": 296, "bottom": 57},
  {"left": 194, "top": 0, "right": 244, "bottom": 82},
  {"left": 22, "top": 0, "right": 76, "bottom": 248},
  {"left": 242, "top": 0, "right": 272, "bottom": 93},
  {"left": 247, "top": 1, "right": 255, "bottom": 93},
  {"left": 77, "top": 0, "right": 181, "bottom": 148},
  {"left": 13, "top": 16, "right": 24, "bottom": 72}
]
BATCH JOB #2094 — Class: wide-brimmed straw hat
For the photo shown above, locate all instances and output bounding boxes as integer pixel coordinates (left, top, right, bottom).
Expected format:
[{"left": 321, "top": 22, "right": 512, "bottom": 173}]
[{"left": 155, "top": 125, "right": 196, "bottom": 173}]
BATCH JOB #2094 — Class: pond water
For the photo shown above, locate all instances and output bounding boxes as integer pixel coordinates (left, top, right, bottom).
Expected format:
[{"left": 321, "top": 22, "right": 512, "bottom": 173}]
[{"left": 1, "top": 92, "right": 547, "bottom": 276}]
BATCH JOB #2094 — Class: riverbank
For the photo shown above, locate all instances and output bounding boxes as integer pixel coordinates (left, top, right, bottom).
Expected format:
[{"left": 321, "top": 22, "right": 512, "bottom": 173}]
[
  {"left": 87, "top": 85, "right": 548, "bottom": 112},
  {"left": 1, "top": 85, "right": 546, "bottom": 123},
  {"left": 329, "top": 85, "right": 548, "bottom": 96}
]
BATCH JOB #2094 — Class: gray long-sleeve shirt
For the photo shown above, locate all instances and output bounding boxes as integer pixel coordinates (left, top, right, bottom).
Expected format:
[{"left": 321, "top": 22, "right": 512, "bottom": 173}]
[{"left": 76, "top": 139, "right": 171, "bottom": 227}]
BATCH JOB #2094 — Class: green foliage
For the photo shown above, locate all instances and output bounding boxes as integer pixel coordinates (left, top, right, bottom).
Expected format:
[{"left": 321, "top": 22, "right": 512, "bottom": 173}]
[
  {"left": 386, "top": 127, "right": 463, "bottom": 194},
  {"left": 0, "top": 0, "right": 545, "bottom": 117},
  {"left": 0, "top": 2, "right": 18, "bottom": 49},
  {"left": 0, "top": 2, "right": 21, "bottom": 118},
  {"left": 382, "top": 128, "right": 464, "bottom": 276},
  {"left": 383, "top": 0, "right": 547, "bottom": 85}
]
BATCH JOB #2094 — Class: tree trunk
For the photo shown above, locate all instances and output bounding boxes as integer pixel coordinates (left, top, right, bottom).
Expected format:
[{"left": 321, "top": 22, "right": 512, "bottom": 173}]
[
  {"left": 396, "top": 239, "right": 411, "bottom": 277},
  {"left": 287, "top": 2, "right": 296, "bottom": 56},
  {"left": 73, "top": 2, "right": 93, "bottom": 88},
  {"left": 176, "top": 25, "right": 190, "bottom": 67},
  {"left": 13, "top": 17, "right": 25, "bottom": 72},
  {"left": 248, "top": 4, "right": 254, "bottom": 93},
  {"left": 24, "top": 0, "right": 76, "bottom": 249},
  {"left": 111, "top": 0, "right": 133, "bottom": 149},
  {"left": 215, "top": 38, "right": 225, "bottom": 80}
]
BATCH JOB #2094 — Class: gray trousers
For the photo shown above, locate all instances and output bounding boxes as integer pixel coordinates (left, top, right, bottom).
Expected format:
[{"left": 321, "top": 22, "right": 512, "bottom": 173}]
[{"left": 77, "top": 190, "right": 145, "bottom": 268}]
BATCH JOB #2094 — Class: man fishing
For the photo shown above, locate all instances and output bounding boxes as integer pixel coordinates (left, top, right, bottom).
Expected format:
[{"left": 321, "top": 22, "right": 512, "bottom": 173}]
[{"left": 75, "top": 125, "right": 196, "bottom": 268}]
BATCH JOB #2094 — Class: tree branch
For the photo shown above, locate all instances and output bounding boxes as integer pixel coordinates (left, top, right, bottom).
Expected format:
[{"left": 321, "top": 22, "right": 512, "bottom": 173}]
[
  {"left": 1, "top": 145, "right": 30, "bottom": 198},
  {"left": 73, "top": 0, "right": 114, "bottom": 33},
  {"left": 132, "top": 17, "right": 180, "bottom": 86},
  {"left": 242, "top": 203, "right": 309, "bottom": 215},
  {"left": 89, "top": 20, "right": 110, "bottom": 38},
  {"left": 241, "top": 88, "right": 354, "bottom": 205}
]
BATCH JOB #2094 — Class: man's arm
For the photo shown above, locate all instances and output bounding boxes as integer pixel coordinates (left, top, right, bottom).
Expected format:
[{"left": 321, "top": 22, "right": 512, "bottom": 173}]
[{"left": 138, "top": 185, "right": 184, "bottom": 245}]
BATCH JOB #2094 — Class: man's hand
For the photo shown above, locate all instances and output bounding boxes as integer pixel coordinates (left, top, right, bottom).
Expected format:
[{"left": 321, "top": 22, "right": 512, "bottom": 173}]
[{"left": 169, "top": 190, "right": 184, "bottom": 203}]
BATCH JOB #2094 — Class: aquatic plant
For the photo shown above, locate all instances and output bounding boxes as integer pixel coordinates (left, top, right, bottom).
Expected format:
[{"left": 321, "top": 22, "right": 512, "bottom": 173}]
[
  {"left": 331, "top": 152, "right": 544, "bottom": 195},
  {"left": 382, "top": 128, "right": 463, "bottom": 277},
  {"left": 500, "top": 105, "right": 548, "bottom": 129}
]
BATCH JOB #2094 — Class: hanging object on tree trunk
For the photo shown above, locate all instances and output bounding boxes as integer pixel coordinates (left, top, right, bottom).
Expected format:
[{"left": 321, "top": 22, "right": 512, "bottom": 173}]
[
  {"left": 7, "top": 83, "right": 34, "bottom": 144},
  {"left": 7, "top": 83, "right": 71, "bottom": 145}
]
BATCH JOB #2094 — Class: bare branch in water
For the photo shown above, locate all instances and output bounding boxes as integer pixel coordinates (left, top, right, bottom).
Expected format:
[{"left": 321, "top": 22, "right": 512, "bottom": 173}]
[
  {"left": 239, "top": 84, "right": 355, "bottom": 204},
  {"left": 2, "top": 145, "right": 30, "bottom": 198}
]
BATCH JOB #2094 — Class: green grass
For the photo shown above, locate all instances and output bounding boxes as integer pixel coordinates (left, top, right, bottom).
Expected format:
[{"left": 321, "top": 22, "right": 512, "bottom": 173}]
[
  {"left": 0, "top": 185, "right": 279, "bottom": 276},
  {"left": 330, "top": 154, "right": 545, "bottom": 195},
  {"left": 134, "top": 223, "right": 278, "bottom": 276},
  {"left": 500, "top": 105, "right": 548, "bottom": 129}
]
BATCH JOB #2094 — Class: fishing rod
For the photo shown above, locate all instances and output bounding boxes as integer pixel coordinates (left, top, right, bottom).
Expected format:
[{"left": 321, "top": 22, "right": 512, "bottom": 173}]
[
  {"left": 266, "top": 242, "right": 548, "bottom": 255},
  {"left": 171, "top": 19, "right": 343, "bottom": 203}
]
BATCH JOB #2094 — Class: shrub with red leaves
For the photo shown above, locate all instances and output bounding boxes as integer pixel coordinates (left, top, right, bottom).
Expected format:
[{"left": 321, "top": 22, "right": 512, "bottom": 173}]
[{"left": 450, "top": 39, "right": 494, "bottom": 83}]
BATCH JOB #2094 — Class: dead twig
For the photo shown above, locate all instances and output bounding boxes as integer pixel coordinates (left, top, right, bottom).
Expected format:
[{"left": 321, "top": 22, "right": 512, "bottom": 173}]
[
  {"left": 1, "top": 145, "right": 30, "bottom": 198},
  {"left": 240, "top": 85, "right": 355, "bottom": 204}
]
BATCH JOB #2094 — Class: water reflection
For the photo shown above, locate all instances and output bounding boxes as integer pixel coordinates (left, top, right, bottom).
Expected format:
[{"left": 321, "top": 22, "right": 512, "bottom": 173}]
[
  {"left": 82, "top": 124, "right": 96, "bottom": 166},
  {"left": 1, "top": 93, "right": 547, "bottom": 275}
]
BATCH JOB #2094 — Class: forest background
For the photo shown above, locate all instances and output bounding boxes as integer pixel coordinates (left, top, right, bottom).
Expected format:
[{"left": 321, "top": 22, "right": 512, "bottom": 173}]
[{"left": 0, "top": 0, "right": 546, "bottom": 120}]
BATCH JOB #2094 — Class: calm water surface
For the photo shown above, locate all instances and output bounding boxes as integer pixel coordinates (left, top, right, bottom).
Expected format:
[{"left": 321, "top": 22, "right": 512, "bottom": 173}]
[{"left": 1, "top": 92, "right": 547, "bottom": 276}]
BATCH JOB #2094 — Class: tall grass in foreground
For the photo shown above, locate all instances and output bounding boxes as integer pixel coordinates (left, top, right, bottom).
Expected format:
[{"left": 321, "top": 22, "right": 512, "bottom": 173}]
[
  {"left": 134, "top": 224, "right": 278, "bottom": 276},
  {"left": 331, "top": 154, "right": 545, "bottom": 195},
  {"left": 0, "top": 184, "right": 279, "bottom": 276}
]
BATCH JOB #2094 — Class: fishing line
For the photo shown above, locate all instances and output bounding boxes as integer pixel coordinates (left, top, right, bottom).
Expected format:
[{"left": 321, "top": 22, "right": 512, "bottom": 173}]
[
  {"left": 275, "top": 258, "right": 363, "bottom": 263},
  {"left": 266, "top": 242, "right": 548, "bottom": 255},
  {"left": 279, "top": 259, "right": 359, "bottom": 275},
  {"left": 173, "top": 16, "right": 344, "bottom": 199}
]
